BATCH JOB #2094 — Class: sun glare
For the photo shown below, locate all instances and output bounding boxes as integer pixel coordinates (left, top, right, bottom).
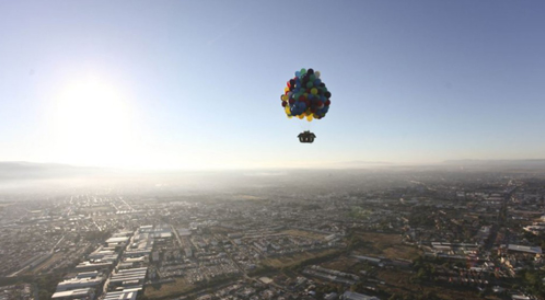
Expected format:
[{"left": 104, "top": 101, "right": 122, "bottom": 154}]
[{"left": 51, "top": 79, "right": 135, "bottom": 166}]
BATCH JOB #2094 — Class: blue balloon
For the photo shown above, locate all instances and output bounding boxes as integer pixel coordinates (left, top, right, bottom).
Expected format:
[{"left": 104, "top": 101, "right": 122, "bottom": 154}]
[
  {"left": 295, "top": 71, "right": 301, "bottom": 77},
  {"left": 314, "top": 79, "right": 322, "bottom": 86},
  {"left": 308, "top": 94, "right": 314, "bottom": 100}
]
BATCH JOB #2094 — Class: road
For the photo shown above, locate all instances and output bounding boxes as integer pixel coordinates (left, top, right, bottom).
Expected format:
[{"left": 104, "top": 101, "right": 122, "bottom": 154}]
[
  {"left": 92, "top": 219, "right": 102, "bottom": 231},
  {"left": 171, "top": 225, "right": 184, "bottom": 250},
  {"left": 52, "top": 235, "right": 65, "bottom": 251},
  {"left": 119, "top": 196, "right": 134, "bottom": 211}
]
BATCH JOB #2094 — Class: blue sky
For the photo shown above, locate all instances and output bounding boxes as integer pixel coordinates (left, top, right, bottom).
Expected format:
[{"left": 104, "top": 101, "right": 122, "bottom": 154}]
[{"left": 0, "top": 1, "right": 544, "bottom": 169}]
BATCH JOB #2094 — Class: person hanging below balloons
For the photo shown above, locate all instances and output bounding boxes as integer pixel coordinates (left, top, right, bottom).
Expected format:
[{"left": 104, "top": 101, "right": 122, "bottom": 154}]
[{"left": 280, "top": 68, "right": 331, "bottom": 143}]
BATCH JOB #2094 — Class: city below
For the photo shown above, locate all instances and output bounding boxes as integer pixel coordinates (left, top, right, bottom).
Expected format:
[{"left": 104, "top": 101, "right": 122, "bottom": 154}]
[{"left": 2, "top": 164, "right": 545, "bottom": 300}]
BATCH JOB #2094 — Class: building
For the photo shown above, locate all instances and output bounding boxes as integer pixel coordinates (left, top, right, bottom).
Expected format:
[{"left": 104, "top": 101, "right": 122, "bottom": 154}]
[
  {"left": 504, "top": 244, "right": 542, "bottom": 256},
  {"left": 108, "top": 267, "right": 147, "bottom": 291},
  {"left": 325, "top": 233, "right": 337, "bottom": 242},
  {"left": 103, "top": 288, "right": 141, "bottom": 300},
  {"left": 76, "top": 271, "right": 100, "bottom": 279},
  {"left": 51, "top": 288, "right": 95, "bottom": 300},
  {"left": 105, "top": 237, "right": 129, "bottom": 245},
  {"left": 254, "top": 241, "right": 268, "bottom": 253},
  {"left": 56, "top": 277, "right": 104, "bottom": 292},
  {"left": 351, "top": 255, "right": 381, "bottom": 264},
  {"left": 340, "top": 291, "right": 380, "bottom": 300},
  {"left": 75, "top": 262, "right": 114, "bottom": 272}
]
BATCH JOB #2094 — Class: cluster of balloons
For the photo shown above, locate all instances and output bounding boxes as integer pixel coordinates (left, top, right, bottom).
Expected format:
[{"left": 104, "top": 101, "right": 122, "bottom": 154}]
[{"left": 280, "top": 68, "right": 331, "bottom": 122}]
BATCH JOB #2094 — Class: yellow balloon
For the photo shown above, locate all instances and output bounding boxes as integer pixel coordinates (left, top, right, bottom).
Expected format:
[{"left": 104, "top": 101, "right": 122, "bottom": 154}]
[
  {"left": 287, "top": 115, "right": 292, "bottom": 119},
  {"left": 298, "top": 114, "right": 304, "bottom": 119},
  {"left": 306, "top": 115, "right": 313, "bottom": 122},
  {"left": 285, "top": 106, "right": 291, "bottom": 114},
  {"left": 311, "top": 88, "right": 318, "bottom": 95},
  {"left": 284, "top": 87, "right": 289, "bottom": 92},
  {"left": 281, "top": 94, "right": 288, "bottom": 101},
  {"left": 315, "top": 71, "right": 321, "bottom": 78}
]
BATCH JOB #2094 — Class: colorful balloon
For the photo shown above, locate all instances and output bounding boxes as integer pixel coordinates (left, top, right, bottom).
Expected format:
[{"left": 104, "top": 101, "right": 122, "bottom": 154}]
[{"left": 279, "top": 68, "right": 331, "bottom": 120}]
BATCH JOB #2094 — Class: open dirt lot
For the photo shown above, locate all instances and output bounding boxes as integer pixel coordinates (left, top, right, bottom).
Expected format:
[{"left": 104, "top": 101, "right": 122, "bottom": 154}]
[
  {"left": 31, "top": 252, "right": 65, "bottom": 274},
  {"left": 144, "top": 278, "right": 194, "bottom": 299},
  {"left": 352, "top": 231, "right": 420, "bottom": 261},
  {"left": 261, "top": 249, "right": 339, "bottom": 269}
]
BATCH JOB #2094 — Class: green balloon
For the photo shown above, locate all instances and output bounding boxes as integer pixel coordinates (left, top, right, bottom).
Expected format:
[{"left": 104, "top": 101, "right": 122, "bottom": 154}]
[
  {"left": 309, "top": 74, "right": 316, "bottom": 81},
  {"left": 306, "top": 81, "right": 313, "bottom": 88},
  {"left": 300, "top": 68, "right": 306, "bottom": 76}
]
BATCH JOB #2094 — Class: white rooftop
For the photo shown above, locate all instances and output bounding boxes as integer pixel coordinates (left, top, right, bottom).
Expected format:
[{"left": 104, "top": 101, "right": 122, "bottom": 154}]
[
  {"left": 106, "top": 237, "right": 129, "bottom": 243},
  {"left": 341, "top": 291, "right": 380, "bottom": 300},
  {"left": 507, "top": 244, "right": 542, "bottom": 254},
  {"left": 52, "top": 288, "right": 93, "bottom": 298},
  {"left": 103, "top": 288, "right": 141, "bottom": 300}
]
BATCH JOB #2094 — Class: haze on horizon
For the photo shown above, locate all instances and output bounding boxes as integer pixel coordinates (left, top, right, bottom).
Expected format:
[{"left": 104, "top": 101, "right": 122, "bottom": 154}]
[{"left": 1, "top": 1, "right": 544, "bottom": 170}]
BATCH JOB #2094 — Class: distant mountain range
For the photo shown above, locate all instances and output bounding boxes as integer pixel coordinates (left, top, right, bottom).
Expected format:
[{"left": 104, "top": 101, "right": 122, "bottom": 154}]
[
  {"left": 336, "top": 160, "right": 393, "bottom": 166},
  {"left": 444, "top": 159, "right": 545, "bottom": 163},
  {"left": 442, "top": 159, "right": 545, "bottom": 171},
  {"left": 2, "top": 159, "right": 545, "bottom": 182}
]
